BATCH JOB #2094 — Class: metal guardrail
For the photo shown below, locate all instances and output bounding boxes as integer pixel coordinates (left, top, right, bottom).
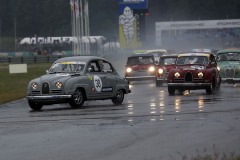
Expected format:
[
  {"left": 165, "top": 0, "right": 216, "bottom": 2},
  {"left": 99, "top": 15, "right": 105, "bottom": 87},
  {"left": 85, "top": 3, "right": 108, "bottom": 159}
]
[{"left": 0, "top": 55, "right": 67, "bottom": 64}]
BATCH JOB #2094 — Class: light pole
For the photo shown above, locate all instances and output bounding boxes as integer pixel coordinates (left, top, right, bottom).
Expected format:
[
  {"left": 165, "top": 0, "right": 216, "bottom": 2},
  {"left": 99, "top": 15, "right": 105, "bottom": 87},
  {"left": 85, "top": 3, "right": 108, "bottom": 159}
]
[
  {"left": 0, "top": 18, "right": 1, "bottom": 52},
  {"left": 14, "top": 17, "right": 17, "bottom": 52}
]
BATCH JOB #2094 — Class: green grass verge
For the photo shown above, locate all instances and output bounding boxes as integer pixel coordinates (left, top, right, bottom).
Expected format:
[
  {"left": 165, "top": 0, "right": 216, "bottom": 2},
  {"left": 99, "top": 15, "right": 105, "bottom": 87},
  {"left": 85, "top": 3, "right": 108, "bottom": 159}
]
[{"left": 0, "top": 63, "right": 52, "bottom": 105}]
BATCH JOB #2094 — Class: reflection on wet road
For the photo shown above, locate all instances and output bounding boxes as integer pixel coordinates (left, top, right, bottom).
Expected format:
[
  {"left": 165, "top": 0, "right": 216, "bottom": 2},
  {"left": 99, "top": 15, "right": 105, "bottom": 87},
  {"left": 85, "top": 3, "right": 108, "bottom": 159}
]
[{"left": 1, "top": 81, "right": 239, "bottom": 127}]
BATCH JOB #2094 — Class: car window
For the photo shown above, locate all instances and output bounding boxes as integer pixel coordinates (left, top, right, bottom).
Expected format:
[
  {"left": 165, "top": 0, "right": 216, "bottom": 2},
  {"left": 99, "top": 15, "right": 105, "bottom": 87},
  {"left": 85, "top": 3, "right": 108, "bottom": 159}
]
[
  {"left": 100, "top": 60, "right": 113, "bottom": 73},
  {"left": 49, "top": 62, "right": 85, "bottom": 73},
  {"left": 176, "top": 56, "right": 208, "bottom": 65},
  {"left": 87, "top": 61, "right": 101, "bottom": 72},
  {"left": 159, "top": 57, "right": 177, "bottom": 65},
  {"left": 127, "top": 56, "right": 154, "bottom": 65},
  {"left": 217, "top": 52, "right": 240, "bottom": 61}
]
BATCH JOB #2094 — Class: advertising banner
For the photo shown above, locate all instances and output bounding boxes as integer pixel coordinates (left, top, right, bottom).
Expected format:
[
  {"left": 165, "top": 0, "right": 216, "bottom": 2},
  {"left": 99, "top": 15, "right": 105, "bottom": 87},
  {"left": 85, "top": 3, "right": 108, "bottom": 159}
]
[
  {"left": 118, "top": 0, "right": 148, "bottom": 48},
  {"left": 118, "top": 0, "right": 148, "bottom": 14}
]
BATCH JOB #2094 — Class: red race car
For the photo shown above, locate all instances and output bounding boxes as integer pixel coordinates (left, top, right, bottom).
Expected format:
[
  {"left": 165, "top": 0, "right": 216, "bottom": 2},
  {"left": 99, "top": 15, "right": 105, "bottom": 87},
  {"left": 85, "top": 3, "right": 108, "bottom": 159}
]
[
  {"left": 125, "top": 54, "right": 157, "bottom": 84},
  {"left": 167, "top": 52, "right": 221, "bottom": 95},
  {"left": 156, "top": 54, "right": 178, "bottom": 87}
]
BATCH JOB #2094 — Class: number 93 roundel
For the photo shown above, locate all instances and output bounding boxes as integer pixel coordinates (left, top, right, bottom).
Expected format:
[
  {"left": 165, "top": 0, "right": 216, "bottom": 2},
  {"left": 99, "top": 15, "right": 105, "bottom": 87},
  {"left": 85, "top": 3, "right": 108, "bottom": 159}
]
[{"left": 94, "top": 75, "right": 102, "bottom": 92}]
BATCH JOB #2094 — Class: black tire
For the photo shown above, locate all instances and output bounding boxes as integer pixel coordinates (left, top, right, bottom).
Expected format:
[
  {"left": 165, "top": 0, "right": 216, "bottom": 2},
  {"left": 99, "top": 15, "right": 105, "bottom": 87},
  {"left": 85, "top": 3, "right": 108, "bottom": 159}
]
[
  {"left": 28, "top": 100, "right": 43, "bottom": 111},
  {"left": 156, "top": 80, "right": 163, "bottom": 87},
  {"left": 206, "top": 82, "right": 213, "bottom": 94},
  {"left": 69, "top": 89, "right": 85, "bottom": 108},
  {"left": 112, "top": 90, "right": 124, "bottom": 105},
  {"left": 168, "top": 86, "right": 175, "bottom": 95}
]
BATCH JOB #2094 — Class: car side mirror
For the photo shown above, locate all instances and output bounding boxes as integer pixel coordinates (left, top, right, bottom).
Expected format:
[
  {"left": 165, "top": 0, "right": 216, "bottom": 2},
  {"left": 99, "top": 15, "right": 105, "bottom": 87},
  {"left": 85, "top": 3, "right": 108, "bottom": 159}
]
[{"left": 88, "top": 67, "right": 93, "bottom": 72}]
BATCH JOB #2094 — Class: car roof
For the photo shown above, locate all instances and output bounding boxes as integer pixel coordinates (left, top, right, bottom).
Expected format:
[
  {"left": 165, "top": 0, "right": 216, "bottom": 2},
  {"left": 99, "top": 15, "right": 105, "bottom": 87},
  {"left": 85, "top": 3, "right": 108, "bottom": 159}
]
[
  {"left": 217, "top": 49, "right": 240, "bottom": 54},
  {"left": 146, "top": 49, "right": 167, "bottom": 53},
  {"left": 178, "top": 52, "right": 212, "bottom": 57},
  {"left": 128, "top": 54, "right": 154, "bottom": 58},
  {"left": 132, "top": 50, "right": 147, "bottom": 54},
  {"left": 54, "top": 56, "right": 107, "bottom": 63},
  {"left": 160, "top": 54, "right": 178, "bottom": 58}
]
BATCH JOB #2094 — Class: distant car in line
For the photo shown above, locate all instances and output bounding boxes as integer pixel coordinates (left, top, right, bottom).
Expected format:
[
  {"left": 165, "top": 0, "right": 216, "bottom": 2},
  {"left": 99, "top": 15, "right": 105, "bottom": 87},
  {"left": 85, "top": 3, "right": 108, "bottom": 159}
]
[
  {"left": 132, "top": 49, "right": 168, "bottom": 63},
  {"left": 167, "top": 52, "right": 221, "bottom": 95},
  {"left": 125, "top": 54, "right": 156, "bottom": 84},
  {"left": 156, "top": 54, "right": 178, "bottom": 87},
  {"left": 216, "top": 49, "right": 240, "bottom": 84},
  {"left": 26, "top": 56, "right": 131, "bottom": 111}
]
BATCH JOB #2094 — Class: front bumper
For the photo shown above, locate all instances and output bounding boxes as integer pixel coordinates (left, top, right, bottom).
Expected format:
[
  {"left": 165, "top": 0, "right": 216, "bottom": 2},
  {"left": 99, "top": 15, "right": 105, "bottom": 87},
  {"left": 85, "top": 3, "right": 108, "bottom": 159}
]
[
  {"left": 26, "top": 94, "right": 72, "bottom": 104},
  {"left": 27, "top": 94, "right": 72, "bottom": 100},
  {"left": 125, "top": 76, "right": 156, "bottom": 81},
  {"left": 221, "top": 78, "right": 240, "bottom": 84},
  {"left": 168, "top": 83, "right": 211, "bottom": 90}
]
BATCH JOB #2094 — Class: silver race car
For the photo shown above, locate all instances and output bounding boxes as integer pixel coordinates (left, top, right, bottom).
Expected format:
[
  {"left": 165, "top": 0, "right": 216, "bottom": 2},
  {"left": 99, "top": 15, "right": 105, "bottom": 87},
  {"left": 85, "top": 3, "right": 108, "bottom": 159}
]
[{"left": 27, "top": 56, "right": 131, "bottom": 110}]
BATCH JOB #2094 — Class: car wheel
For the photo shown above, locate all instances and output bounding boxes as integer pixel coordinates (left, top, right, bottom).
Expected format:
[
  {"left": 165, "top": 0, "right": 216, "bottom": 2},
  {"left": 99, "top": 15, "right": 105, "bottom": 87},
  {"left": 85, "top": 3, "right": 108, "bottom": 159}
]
[
  {"left": 112, "top": 89, "right": 124, "bottom": 105},
  {"left": 28, "top": 100, "right": 43, "bottom": 111},
  {"left": 69, "top": 89, "right": 85, "bottom": 108},
  {"left": 206, "top": 82, "right": 213, "bottom": 94},
  {"left": 168, "top": 86, "right": 175, "bottom": 95},
  {"left": 156, "top": 80, "right": 163, "bottom": 87}
]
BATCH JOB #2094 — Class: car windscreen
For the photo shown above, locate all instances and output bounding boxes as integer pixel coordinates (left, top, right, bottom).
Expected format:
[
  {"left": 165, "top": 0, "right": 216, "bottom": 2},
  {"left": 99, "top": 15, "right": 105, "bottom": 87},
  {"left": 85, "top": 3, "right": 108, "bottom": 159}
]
[
  {"left": 159, "top": 57, "right": 177, "bottom": 65},
  {"left": 49, "top": 61, "right": 85, "bottom": 73},
  {"left": 217, "top": 52, "right": 240, "bottom": 61},
  {"left": 127, "top": 56, "right": 154, "bottom": 65},
  {"left": 176, "top": 56, "right": 209, "bottom": 65}
]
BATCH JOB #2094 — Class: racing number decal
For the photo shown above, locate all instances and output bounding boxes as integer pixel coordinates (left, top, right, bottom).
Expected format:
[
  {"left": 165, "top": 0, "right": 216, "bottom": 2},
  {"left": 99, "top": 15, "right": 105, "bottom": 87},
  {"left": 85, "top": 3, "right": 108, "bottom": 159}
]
[{"left": 94, "top": 75, "right": 102, "bottom": 92}]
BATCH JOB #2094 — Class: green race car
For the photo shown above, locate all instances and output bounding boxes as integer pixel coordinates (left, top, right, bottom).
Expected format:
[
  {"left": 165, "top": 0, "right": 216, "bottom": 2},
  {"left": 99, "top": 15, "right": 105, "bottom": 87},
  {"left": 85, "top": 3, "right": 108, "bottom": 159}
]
[{"left": 216, "top": 49, "right": 240, "bottom": 84}]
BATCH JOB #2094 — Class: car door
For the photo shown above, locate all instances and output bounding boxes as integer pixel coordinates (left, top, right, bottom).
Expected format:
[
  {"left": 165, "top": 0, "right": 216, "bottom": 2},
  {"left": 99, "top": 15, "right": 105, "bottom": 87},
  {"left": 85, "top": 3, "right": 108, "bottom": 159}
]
[
  {"left": 85, "top": 60, "right": 106, "bottom": 99},
  {"left": 98, "top": 60, "right": 117, "bottom": 97}
]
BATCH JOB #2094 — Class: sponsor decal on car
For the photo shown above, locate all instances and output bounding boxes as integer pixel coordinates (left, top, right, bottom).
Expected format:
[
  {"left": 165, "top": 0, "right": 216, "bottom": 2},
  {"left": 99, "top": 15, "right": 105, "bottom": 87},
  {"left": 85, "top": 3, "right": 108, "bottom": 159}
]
[
  {"left": 101, "top": 87, "right": 113, "bottom": 92},
  {"left": 88, "top": 76, "right": 93, "bottom": 81},
  {"left": 94, "top": 75, "right": 102, "bottom": 92}
]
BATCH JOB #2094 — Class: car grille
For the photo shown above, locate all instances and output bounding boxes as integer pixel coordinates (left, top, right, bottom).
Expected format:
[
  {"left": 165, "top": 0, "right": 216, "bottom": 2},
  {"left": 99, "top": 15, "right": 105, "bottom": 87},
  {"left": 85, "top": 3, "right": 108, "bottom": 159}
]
[
  {"left": 185, "top": 72, "right": 193, "bottom": 82},
  {"left": 42, "top": 82, "right": 49, "bottom": 94},
  {"left": 225, "top": 68, "right": 235, "bottom": 78},
  {"left": 30, "top": 90, "right": 41, "bottom": 95},
  {"left": 51, "top": 89, "right": 63, "bottom": 94}
]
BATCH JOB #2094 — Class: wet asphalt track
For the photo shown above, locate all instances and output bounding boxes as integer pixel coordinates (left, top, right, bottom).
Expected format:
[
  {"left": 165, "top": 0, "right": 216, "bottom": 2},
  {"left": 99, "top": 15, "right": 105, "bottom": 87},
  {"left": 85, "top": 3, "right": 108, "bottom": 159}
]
[{"left": 0, "top": 53, "right": 240, "bottom": 160}]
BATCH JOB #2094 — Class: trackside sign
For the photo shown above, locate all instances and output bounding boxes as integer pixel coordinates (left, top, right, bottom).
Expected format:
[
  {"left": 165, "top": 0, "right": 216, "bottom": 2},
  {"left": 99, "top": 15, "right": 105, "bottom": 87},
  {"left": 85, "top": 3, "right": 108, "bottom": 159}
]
[
  {"left": 156, "top": 19, "right": 240, "bottom": 46},
  {"left": 156, "top": 19, "right": 240, "bottom": 30}
]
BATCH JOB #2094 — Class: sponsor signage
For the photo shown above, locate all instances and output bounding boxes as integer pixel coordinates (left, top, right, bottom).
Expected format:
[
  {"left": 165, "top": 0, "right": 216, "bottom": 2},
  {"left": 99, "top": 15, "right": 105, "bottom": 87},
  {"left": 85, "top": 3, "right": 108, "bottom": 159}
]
[
  {"left": 155, "top": 19, "right": 240, "bottom": 46},
  {"left": 118, "top": 0, "right": 148, "bottom": 14},
  {"left": 156, "top": 19, "right": 240, "bottom": 30}
]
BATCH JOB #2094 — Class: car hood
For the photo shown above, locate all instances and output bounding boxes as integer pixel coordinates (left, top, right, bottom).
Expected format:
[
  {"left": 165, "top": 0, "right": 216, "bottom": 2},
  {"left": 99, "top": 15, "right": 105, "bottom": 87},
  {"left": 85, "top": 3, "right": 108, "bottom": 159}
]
[
  {"left": 35, "top": 73, "right": 77, "bottom": 83},
  {"left": 176, "top": 65, "right": 205, "bottom": 71},
  {"left": 218, "top": 61, "right": 240, "bottom": 69}
]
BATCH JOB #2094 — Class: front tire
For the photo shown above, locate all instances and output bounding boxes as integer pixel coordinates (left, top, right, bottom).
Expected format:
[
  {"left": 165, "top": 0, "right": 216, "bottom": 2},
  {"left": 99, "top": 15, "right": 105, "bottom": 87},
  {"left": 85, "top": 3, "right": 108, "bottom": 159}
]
[
  {"left": 28, "top": 100, "right": 43, "bottom": 111},
  {"left": 168, "top": 86, "right": 175, "bottom": 95},
  {"left": 69, "top": 89, "right": 85, "bottom": 108},
  {"left": 112, "top": 90, "right": 124, "bottom": 105},
  {"left": 206, "top": 85, "right": 213, "bottom": 94},
  {"left": 156, "top": 80, "right": 163, "bottom": 87}
]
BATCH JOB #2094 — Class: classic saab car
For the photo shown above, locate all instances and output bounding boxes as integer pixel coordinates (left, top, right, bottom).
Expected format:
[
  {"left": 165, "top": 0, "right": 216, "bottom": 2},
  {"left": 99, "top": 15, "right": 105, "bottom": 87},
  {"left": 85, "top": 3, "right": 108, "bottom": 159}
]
[
  {"left": 125, "top": 54, "right": 156, "bottom": 83},
  {"left": 26, "top": 56, "right": 131, "bottom": 110},
  {"left": 167, "top": 52, "right": 221, "bottom": 95},
  {"left": 216, "top": 49, "right": 240, "bottom": 84},
  {"left": 156, "top": 54, "right": 178, "bottom": 87}
]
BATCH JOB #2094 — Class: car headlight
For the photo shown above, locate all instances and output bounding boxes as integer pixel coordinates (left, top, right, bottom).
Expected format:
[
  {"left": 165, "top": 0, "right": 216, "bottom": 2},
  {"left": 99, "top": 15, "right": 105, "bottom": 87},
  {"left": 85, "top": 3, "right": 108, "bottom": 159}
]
[
  {"left": 149, "top": 66, "right": 155, "bottom": 72},
  {"left": 126, "top": 67, "right": 132, "bottom": 73},
  {"left": 158, "top": 68, "right": 164, "bottom": 74},
  {"left": 198, "top": 72, "right": 204, "bottom": 78},
  {"left": 31, "top": 82, "right": 38, "bottom": 90},
  {"left": 217, "top": 66, "right": 220, "bottom": 71},
  {"left": 174, "top": 72, "right": 180, "bottom": 78},
  {"left": 55, "top": 81, "right": 63, "bottom": 89}
]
